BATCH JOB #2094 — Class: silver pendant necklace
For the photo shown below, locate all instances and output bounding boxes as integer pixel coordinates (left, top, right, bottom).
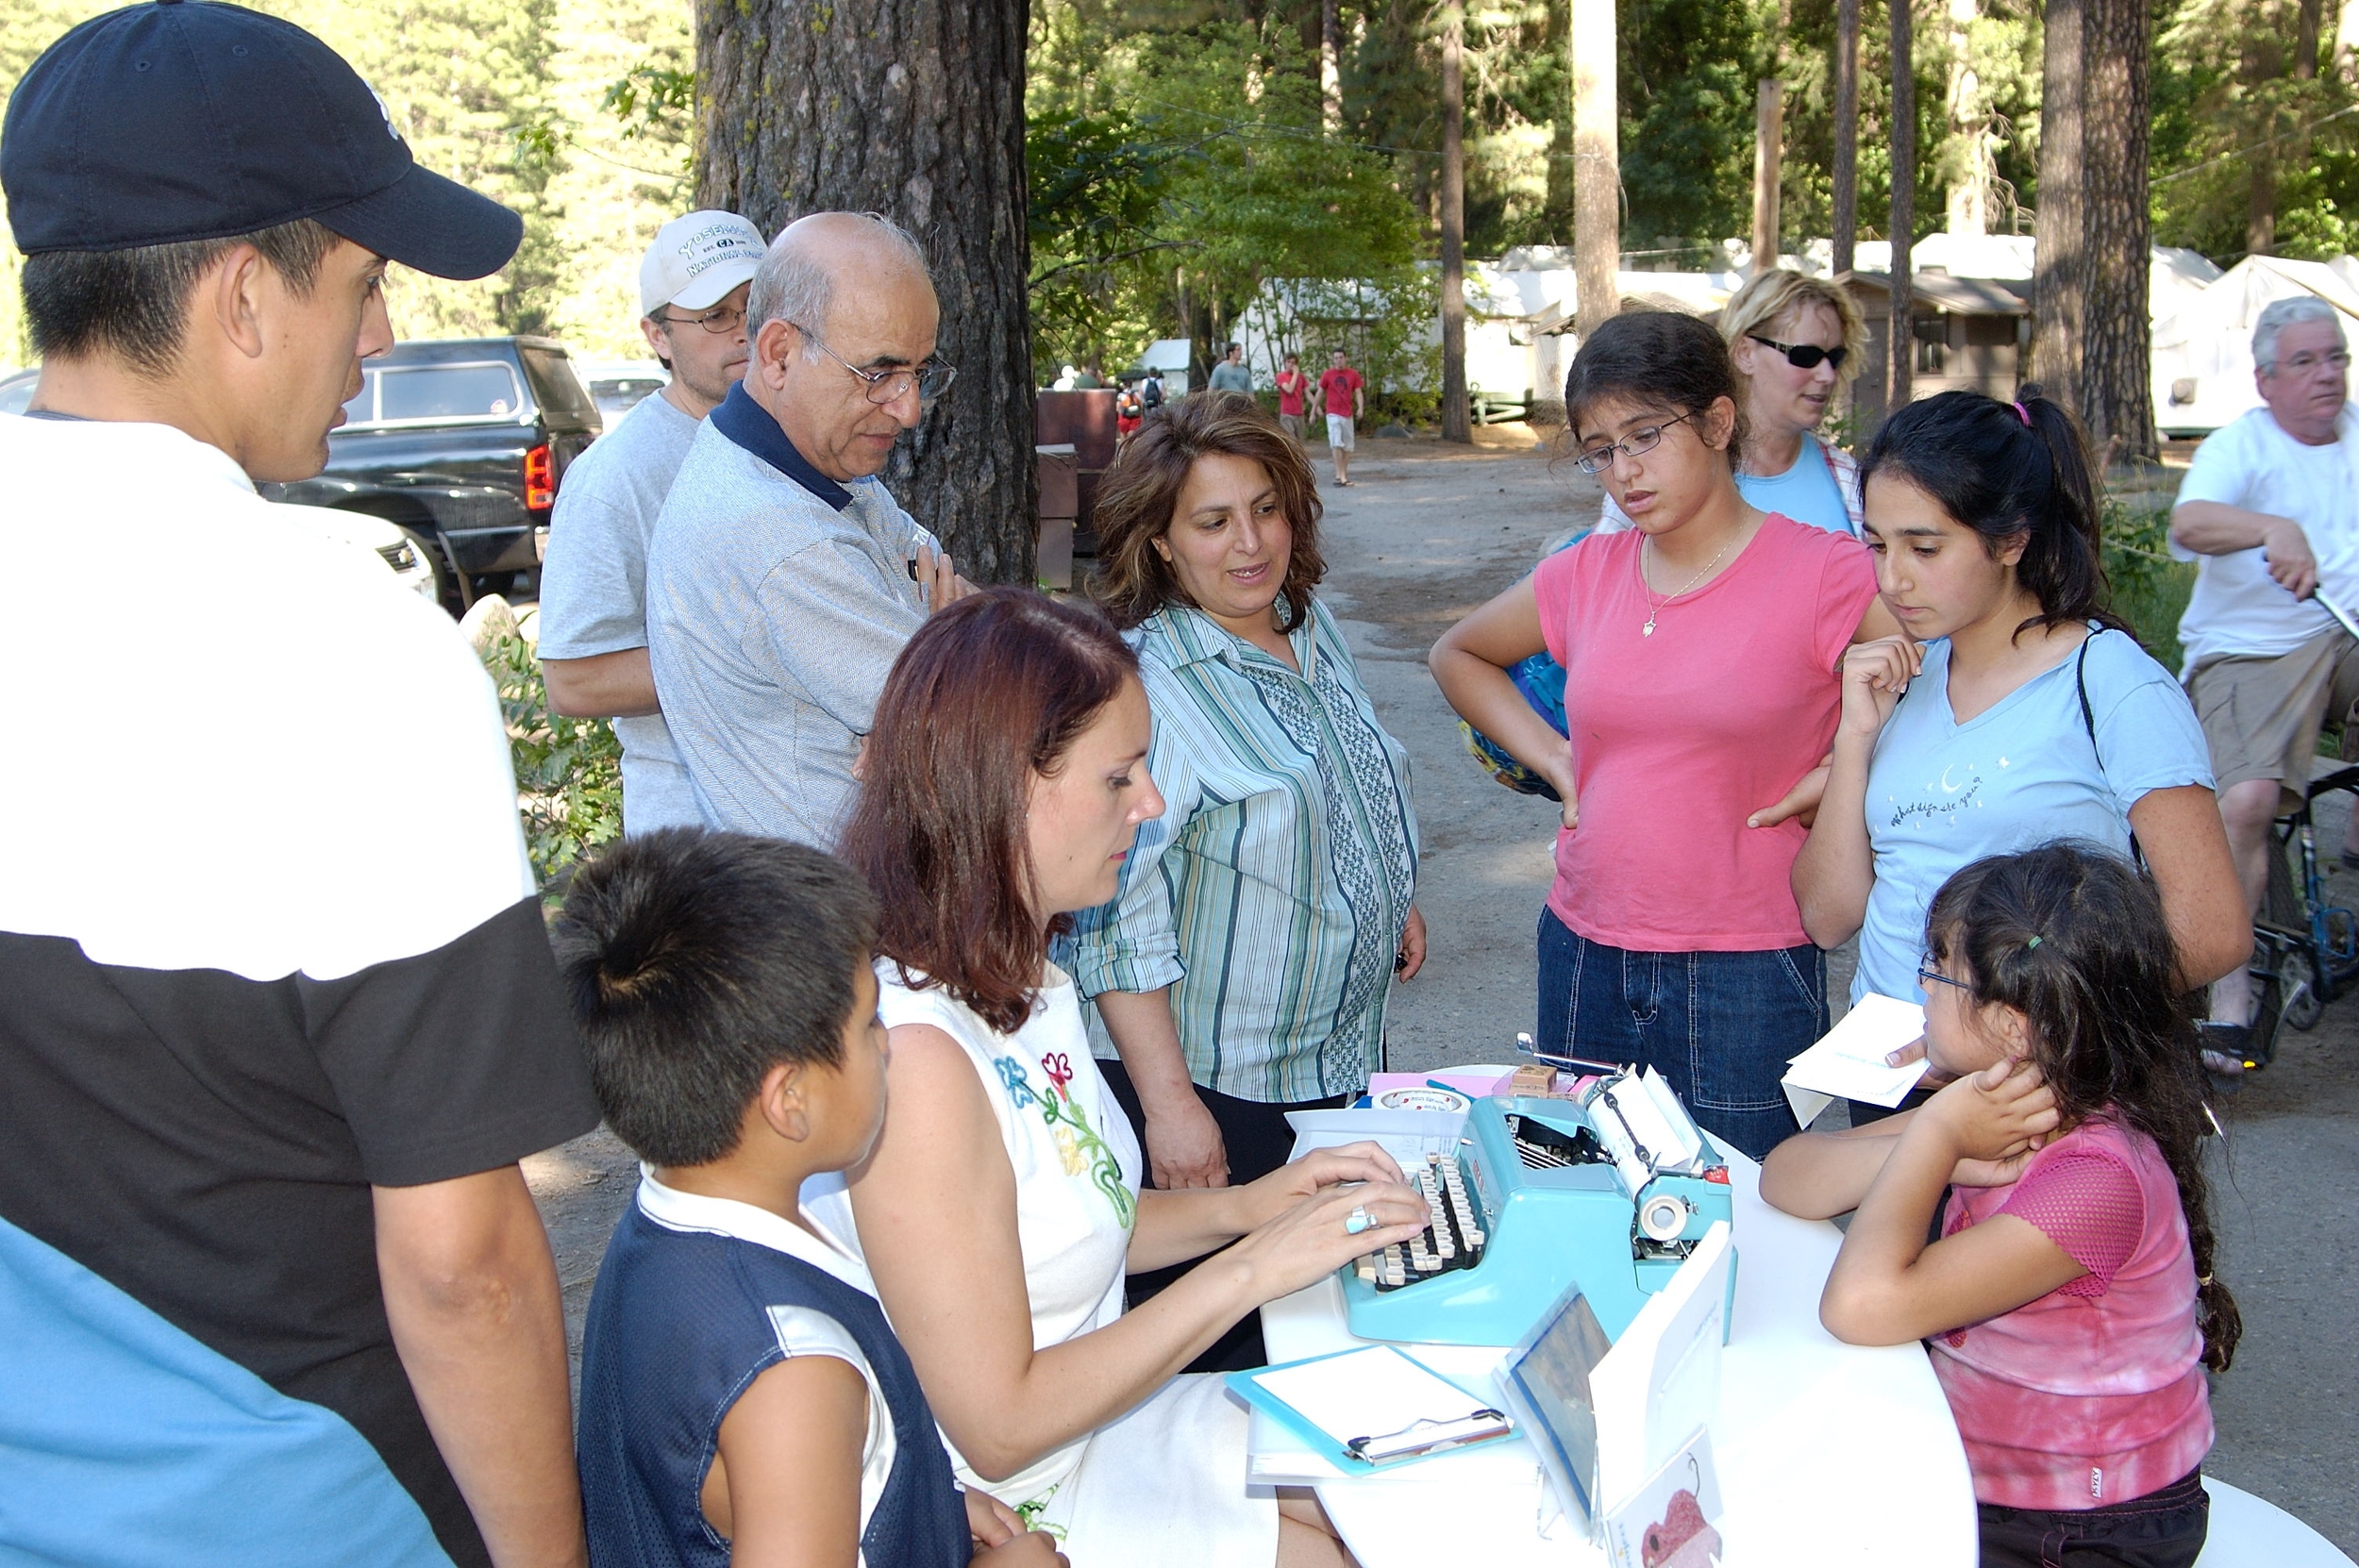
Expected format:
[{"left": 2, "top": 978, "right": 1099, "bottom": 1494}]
[{"left": 1640, "top": 531, "right": 1738, "bottom": 636}]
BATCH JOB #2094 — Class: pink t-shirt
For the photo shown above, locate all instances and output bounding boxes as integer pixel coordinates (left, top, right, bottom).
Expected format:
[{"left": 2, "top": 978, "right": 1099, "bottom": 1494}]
[
  {"left": 1932, "top": 1115, "right": 2214, "bottom": 1510},
  {"left": 1531, "top": 514, "right": 1876, "bottom": 950}
]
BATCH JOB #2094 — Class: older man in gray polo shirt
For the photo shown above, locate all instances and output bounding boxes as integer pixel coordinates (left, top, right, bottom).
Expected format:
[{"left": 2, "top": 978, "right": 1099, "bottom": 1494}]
[{"left": 646, "top": 211, "right": 968, "bottom": 843}]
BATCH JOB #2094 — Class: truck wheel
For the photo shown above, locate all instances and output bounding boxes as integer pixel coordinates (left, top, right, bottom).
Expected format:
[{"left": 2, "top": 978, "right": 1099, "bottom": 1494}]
[{"left": 401, "top": 526, "right": 466, "bottom": 616}]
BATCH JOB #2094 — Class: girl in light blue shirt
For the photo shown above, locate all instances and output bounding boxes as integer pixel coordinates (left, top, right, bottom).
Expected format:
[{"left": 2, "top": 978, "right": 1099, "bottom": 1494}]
[{"left": 1793, "top": 391, "right": 2248, "bottom": 1039}]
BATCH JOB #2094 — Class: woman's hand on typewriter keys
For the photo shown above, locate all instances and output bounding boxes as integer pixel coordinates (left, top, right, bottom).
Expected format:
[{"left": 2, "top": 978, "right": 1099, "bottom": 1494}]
[
  {"left": 1226, "top": 1141, "right": 1408, "bottom": 1235},
  {"left": 1226, "top": 1179, "right": 1428, "bottom": 1305}
]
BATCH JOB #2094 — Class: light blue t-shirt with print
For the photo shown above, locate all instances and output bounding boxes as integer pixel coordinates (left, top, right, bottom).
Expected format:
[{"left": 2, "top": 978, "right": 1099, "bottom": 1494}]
[
  {"left": 1738, "top": 438, "right": 1851, "bottom": 536},
  {"left": 1851, "top": 626, "right": 2215, "bottom": 1005}
]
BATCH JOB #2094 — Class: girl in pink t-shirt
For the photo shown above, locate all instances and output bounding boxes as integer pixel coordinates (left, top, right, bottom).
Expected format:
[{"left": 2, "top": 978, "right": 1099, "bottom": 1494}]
[
  {"left": 1432, "top": 309, "right": 1895, "bottom": 1157},
  {"left": 1761, "top": 842, "right": 2240, "bottom": 1568}
]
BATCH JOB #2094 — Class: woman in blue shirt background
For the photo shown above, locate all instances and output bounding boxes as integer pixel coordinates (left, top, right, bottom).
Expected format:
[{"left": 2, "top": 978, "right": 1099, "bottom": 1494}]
[{"left": 1793, "top": 390, "right": 2247, "bottom": 1069}]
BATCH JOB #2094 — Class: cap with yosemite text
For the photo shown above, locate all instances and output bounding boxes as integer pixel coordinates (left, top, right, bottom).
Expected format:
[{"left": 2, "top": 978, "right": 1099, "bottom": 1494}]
[
  {"left": 640, "top": 212, "right": 766, "bottom": 318},
  {"left": 1, "top": 0, "right": 521, "bottom": 280}
]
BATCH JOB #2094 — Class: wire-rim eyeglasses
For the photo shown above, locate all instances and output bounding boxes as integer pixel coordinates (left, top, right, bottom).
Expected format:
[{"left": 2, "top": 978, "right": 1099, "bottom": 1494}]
[{"left": 792, "top": 321, "right": 958, "bottom": 406}]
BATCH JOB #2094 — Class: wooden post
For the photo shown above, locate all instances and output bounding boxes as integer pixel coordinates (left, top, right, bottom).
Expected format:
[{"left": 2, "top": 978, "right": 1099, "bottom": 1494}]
[
  {"left": 1832, "top": 0, "right": 1859, "bottom": 277},
  {"left": 1752, "top": 80, "right": 1785, "bottom": 275},
  {"left": 1442, "top": 2, "right": 1471, "bottom": 442},
  {"left": 1571, "top": 0, "right": 1619, "bottom": 336},
  {"left": 1889, "top": 0, "right": 1915, "bottom": 413}
]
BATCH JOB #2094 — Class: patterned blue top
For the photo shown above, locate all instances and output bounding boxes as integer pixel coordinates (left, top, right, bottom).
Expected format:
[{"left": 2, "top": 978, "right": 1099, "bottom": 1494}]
[{"left": 1062, "top": 597, "right": 1419, "bottom": 1101}]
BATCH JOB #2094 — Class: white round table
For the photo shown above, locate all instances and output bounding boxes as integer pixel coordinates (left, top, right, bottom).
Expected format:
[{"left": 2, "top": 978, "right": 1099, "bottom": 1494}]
[{"left": 1259, "top": 1152, "right": 1979, "bottom": 1566}]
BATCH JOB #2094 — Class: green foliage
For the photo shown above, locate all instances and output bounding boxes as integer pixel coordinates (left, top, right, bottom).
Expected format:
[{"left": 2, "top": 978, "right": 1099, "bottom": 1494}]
[
  {"left": 478, "top": 629, "right": 624, "bottom": 892},
  {"left": 2150, "top": 0, "right": 2359, "bottom": 261},
  {"left": 2100, "top": 497, "right": 2196, "bottom": 672},
  {"left": 1026, "top": 4, "right": 1427, "bottom": 394}
]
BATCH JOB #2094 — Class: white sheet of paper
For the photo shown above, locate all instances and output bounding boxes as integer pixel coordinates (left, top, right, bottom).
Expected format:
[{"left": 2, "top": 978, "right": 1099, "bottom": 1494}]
[
  {"left": 1587, "top": 1222, "right": 1732, "bottom": 1508},
  {"left": 1252, "top": 1344, "right": 1496, "bottom": 1450},
  {"left": 1779, "top": 993, "right": 1930, "bottom": 1126}
]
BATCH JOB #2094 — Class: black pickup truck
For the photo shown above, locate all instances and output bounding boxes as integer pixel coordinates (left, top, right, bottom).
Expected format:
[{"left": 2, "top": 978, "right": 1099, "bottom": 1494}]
[{"left": 272, "top": 336, "right": 600, "bottom": 610}]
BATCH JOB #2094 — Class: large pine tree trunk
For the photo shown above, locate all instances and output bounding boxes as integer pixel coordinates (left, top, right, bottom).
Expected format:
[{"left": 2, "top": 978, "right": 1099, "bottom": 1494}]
[
  {"left": 2033, "top": 0, "right": 2083, "bottom": 409},
  {"left": 1832, "top": 0, "right": 1861, "bottom": 277},
  {"left": 1890, "top": 0, "right": 1916, "bottom": 412},
  {"left": 2081, "top": 0, "right": 2157, "bottom": 462},
  {"left": 1571, "top": 0, "right": 1620, "bottom": 336},
  {"left": 694, "top": 0, "right": 1037, "bottom": 583}
]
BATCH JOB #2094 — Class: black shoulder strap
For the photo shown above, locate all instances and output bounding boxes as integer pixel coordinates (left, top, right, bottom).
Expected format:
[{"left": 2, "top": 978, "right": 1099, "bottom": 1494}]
[{"left": 2076, "top": 626, "right": 2149, "bottom": 867}]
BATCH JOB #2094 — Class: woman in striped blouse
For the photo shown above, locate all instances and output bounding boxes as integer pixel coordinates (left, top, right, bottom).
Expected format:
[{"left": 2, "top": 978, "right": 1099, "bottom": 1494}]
[{"left": 1063, "top": 392, "right": 1424, "bottom": 1364}]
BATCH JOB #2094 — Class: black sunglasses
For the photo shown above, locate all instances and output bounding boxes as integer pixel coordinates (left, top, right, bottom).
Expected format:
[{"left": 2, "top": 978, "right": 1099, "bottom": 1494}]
[{"left": 1748, "top": 334, "right": 1849, "bottom": 372}]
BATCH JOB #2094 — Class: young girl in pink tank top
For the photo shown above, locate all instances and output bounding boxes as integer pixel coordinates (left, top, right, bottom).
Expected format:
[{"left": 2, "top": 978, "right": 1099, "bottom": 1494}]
[{"left": 1761, "top": 842, "right": 2239, "bottom": 1568}]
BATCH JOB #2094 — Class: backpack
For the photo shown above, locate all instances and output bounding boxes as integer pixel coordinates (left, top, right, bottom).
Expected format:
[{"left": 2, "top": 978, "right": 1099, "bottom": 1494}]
[
  {"left": 1140, "top": 375, "right": 1164, "bottom": 409},
  {"left": 1116, "top": 389, "right": 1143, "bottom": 420}
]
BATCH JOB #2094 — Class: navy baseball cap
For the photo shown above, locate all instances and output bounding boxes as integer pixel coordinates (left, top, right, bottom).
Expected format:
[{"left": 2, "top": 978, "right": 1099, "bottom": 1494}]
[{"left": 2, "top": 0, "right": 521, "bottom": 279}]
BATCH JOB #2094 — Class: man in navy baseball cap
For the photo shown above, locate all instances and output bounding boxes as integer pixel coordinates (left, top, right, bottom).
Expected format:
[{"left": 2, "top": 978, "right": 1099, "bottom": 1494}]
[{"left": 0, "top": 8, "right": 600, "bottom": 1568}]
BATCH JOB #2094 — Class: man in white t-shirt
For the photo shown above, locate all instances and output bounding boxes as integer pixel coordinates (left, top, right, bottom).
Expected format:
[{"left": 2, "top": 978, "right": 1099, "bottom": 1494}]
[
  {"left": 2169, "top": 295, "right": 2359, "bottom": 1055},
  {"left": 539, "top": 210, "right": 763, "bottom": 832}
]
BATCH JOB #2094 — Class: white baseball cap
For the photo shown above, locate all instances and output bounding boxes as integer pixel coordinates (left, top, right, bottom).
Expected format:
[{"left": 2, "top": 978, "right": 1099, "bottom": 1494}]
[{"left": 639, "top": 210, "right": 765, "bottom": 317}]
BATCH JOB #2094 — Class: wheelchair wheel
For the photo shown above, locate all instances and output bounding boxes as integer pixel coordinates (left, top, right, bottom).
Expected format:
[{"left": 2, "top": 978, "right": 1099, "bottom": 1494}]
[{"left": 2280, "top": 944, "right": 2325, "bottom": 1032}]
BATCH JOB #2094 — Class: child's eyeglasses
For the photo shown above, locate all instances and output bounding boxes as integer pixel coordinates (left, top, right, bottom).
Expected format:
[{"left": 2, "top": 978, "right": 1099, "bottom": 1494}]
[{"left": 1916, "top": 962, "right": 1972, "bottom": 993}]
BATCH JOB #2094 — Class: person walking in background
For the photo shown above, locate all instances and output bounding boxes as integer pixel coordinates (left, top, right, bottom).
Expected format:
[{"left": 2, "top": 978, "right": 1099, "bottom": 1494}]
[
  {"left": 2167, "top": 295, "right": 2359, "bottom": 1069},
  {"left": 0, "top": 6, "right": 600, "bottom": 1564},
  {"left": 1430, "top": 310, "right": 1900, "bottom": 1159},
  {"left": 1316, "top": 347, "right": 1365, "bottom": 486},
  {"left": 1275, "top": 353, "right": 1310, "bottom": 443},
  {"left": 1207, "top": 341, "right": 1253, "bottom": 393},
  {"left": 1596, "top": 269, "right": 1866, "bottom": 539},
  {"left": 539, "top": 210, "right": 764, "bottom": 834},
  {"left": 646, "top": 211, "right": 973, "bottom": 846},
  {"left": 1063, "top": 392, "right": 1424, "bottom": 1369}
]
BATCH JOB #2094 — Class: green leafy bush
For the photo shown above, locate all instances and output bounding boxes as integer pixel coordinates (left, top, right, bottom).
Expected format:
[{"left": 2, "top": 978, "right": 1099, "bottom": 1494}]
[
  {"left": 2100, "top": 498, "right": 2197, "bottom": 675},
  {"left": 477, "top": 629, "right": 623, "bottom": 892}
]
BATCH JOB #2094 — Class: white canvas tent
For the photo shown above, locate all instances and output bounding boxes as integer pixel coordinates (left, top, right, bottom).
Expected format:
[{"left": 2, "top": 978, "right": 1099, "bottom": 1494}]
[{"left": 2150, "top": 256, "right": 2359, "bottom": 436}]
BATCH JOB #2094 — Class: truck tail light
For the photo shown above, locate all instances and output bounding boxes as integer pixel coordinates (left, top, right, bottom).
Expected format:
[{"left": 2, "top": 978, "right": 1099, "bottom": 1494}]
[{"left": 524, "top": 443, "right": 556, "bottom": 511}]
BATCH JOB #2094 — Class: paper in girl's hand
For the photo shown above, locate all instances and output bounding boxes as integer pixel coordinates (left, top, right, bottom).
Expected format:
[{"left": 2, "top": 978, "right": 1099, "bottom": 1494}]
[{"left": 1780, "top": 994, "right": 1930, "bottom": 1127}]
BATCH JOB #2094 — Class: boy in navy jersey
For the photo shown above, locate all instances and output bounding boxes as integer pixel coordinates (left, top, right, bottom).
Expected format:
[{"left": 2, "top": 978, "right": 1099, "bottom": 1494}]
[{"left": 555, "top": 829, "right": 1065, "bottom": 1568}]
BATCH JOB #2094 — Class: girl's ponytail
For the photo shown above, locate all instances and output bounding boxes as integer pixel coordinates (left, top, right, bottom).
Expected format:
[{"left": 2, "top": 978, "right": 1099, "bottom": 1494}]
[{"left": 1860, "top": 388, "right": 2125, "bottom": 642}]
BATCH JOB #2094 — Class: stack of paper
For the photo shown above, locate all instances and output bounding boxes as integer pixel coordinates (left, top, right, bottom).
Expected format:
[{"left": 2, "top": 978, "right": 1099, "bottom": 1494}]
[{"left": 1779, "top": 993, "right": 1930, "bottom": 1128}]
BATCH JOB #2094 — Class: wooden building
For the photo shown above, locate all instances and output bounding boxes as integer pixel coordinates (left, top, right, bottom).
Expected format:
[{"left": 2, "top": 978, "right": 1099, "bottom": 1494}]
[{"left": 1843, "top": 270, "right": 2032, "bottom": 424}]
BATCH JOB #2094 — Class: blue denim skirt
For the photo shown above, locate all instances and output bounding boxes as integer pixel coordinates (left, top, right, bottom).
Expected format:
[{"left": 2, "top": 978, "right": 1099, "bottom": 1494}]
[{"left": 1534, "top": 908, "right": 1826, "bottom": 1159}]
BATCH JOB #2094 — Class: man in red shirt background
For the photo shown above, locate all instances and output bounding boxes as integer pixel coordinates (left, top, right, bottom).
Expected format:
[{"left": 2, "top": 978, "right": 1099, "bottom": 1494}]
[
  {"left": 1316, "top": 347, "right": 1366, "bottom": 487},
  {"left": 1274, "top": 353, "right": 1309, "bottom": 444}
]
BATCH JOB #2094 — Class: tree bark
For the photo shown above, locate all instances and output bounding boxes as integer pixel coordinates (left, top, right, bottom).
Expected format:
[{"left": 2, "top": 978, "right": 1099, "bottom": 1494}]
[
  {"left": 1832, "top": 0, "right": 1861, "bottom": 277},
  {"left": 1441, "top": 3, "right": 1472, "bottom": 442},
  {"left": 2082, "top": 0, "right": 2157, "bottom": 461},
  {"left": 1571, "top": 0, "right": 1620, "bottom": 336},
  {"left": 2244, "top": 23, "right": 2284, "bottom": 257},
  {"left": 694, "top": 0, "right": 1036, "bottom": 583},
  {"left": 1753, "top": 79, "right": 1786, "bottom": 274},
  {"left": 2033, "top": 0, "right": 2083, "bottom": 408},
  {"left": 1891, "top": 0, "right": 1916, "bottom": 412},
  {"left": 1322, "top": 0, "right": 1343, "bottom": 132}
]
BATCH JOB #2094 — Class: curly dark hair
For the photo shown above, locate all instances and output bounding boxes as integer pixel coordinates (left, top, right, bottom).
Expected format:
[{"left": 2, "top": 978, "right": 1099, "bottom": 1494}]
[
  {"left": 1926, "top": 842, "right": 2241, "bottom": 1372},
  {"left": 1086, "top": 390, "right": 1328, "bottom": 633}
]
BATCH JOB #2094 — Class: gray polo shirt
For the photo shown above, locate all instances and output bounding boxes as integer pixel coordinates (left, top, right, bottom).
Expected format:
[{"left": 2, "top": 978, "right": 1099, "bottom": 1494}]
[
  {"left": 537, "top": 391, "right": 702, "bottom": 833},
  {"left": 646, "top": 383, "right": 938, "bottom": 845},
  {"left": 1207, "top": 361, "right": 1253, "bottom": 392}
]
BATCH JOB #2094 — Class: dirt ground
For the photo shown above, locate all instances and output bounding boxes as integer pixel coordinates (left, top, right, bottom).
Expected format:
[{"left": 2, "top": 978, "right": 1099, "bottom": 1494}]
[{"left": 527, "top": 426, "right": 2358, "bottom": 1551}]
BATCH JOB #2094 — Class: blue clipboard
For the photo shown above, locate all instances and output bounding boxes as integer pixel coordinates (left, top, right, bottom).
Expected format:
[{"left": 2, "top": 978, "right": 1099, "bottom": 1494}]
[{"left": 1226, "top": 1345, "right": 1515, "bottom": 1472}]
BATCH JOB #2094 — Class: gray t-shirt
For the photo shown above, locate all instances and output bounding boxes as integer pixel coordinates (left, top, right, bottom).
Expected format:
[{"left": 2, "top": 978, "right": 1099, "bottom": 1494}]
[
  {"left": 645, "top": 393, "right": 938, "bottom": 846},
  {"left": 538, "top": 392, "right": 703, "bottom": 833},
  {"left": 1207, "top": 361, "right": 1253, "bottom": 392}
]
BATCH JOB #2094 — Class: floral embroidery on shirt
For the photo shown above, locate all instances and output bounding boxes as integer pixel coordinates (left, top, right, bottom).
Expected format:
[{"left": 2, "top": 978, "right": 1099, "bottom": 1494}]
[
  {"left": 994, "top": 1057, "right": 1039, "bottom": 1111},
  {"left": 1037, "top": 1051, "right": 1136, "bottom": 1229}
]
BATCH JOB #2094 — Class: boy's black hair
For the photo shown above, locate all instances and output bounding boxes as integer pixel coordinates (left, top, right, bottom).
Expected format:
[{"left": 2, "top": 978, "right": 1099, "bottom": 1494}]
[
  {"left": 551, "top": 828, "right": 881, "bottom": 1169},
  {"left": 23, "top": 218, "right": 341, "bottom": 376},
  {"left": 1927, "top": 842, "right": 2241, "bottom": 1371}
]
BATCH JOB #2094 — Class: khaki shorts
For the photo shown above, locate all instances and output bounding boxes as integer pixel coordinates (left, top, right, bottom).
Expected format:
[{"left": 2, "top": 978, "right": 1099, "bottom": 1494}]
[
  {"left": 1279, "top": 411, "right": 1304, "bottom": 442},
  {"left": 1326, "top": 413, "right": 1356, "bottom": 451},
  {"left": 2186, "top": 628, "right": 2359, "bottom": 805}
]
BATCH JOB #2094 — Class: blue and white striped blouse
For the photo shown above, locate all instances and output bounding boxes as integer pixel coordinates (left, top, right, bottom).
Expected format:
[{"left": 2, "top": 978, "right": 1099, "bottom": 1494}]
[{"left": 1061, "top": 597, "right": 1420, "bottom": 1102}]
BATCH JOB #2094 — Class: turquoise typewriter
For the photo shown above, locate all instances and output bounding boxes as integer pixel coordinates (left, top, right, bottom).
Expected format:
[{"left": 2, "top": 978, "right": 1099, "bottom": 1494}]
[{"left": 1342, "top": 1066, "right": 1733, "bottom": 1347}]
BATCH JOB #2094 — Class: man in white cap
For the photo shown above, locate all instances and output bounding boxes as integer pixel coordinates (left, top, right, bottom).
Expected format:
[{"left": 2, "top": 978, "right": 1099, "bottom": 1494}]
[{"left": 539, "top": 210, "right": 764, "bottom": 831}]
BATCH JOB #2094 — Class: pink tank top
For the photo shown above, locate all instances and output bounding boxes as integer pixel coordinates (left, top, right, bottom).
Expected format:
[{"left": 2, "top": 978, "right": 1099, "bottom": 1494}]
[
  {"left": 1531, "top": 514, "right": 1876, "bottom": 951},
  {"left": 1929, "top": 1115, "right": 2213, "bottom": 1510}
]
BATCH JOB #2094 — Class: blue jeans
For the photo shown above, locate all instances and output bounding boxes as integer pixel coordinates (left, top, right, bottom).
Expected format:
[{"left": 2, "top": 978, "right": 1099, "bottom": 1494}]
[{"left": 1535, "top": 909, "right": 1826, "bottom": 1159}]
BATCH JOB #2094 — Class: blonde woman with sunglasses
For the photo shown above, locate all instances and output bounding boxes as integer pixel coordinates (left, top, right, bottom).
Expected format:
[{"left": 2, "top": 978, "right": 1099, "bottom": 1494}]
[{"left": 1597, "top": 269, "right": 1868, "bottom": 539}]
